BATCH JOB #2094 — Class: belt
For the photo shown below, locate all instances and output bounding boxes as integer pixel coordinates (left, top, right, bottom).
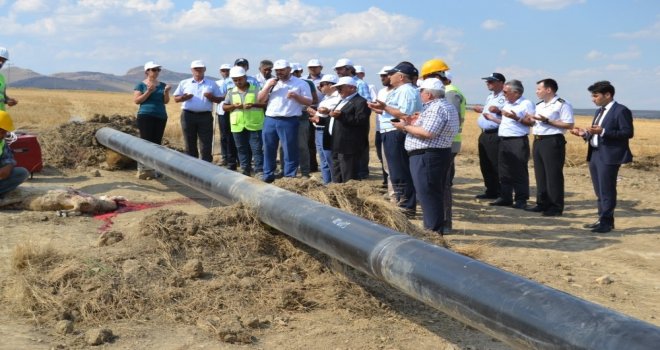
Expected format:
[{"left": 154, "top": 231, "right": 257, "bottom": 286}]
[
  {"left": 183, "top": 109, "right": 211, "bottom": 114},
  {"left": 407, "top": 148, "right": 448, "bottom": 157},
  {"left": 483, "top": 128, "right": 499, "bottom": 134},
  {"left": 380, "top": 128, "right": 397, "bottom": 133},
  {"left": 500, "top": 136, "right": 527, "bottom": 140},
  {"left": 315, "top": 126, "right": 325, "bottom": 130},
  {"left": 534, "top": 134, "right": 564, "bottom": 140},
  {"left": 268, "top": 115, "right": 301, "bottom": 119}
]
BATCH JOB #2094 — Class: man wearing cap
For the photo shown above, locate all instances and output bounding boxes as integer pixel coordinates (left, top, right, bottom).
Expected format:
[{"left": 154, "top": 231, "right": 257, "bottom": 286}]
[
  {"left": 391, "top": 78, "right": 458, "bottom": 234},
  {"left": 257, "top": 59, "right": 313, "bottom": 183},
  {"left": 316, "top": 77, "right": 370, "bottom": 183},
  {"left": 306, "top": 59, "right": 323, "bottom": 86},
  {"left": 222, "top": 66, "right": 266, "bottom": 177},
  {"left": 368, "top": 62, "right": 422, "bottom": 217},
  {"left": 173, "top": 60, "right": 224, "bottom": 162},
  {"left": 256, "top": 59, "right": 274, "bottom": 86},
  {"left": 0, "top": 47, "right": 18, "bottom": 111},
  {"left": 472, "top": 72, "right": 507, "bottom": 199},
  {"left": 215, "top": 63, "right": 237, "bottom": 168},
  {"left": 0, "top": 111, "right": 29, "bottom": 198},
  {"left": 491, "top": 79, "right": 535, "bottom": 209},
  {"left": 307, "top": 74, "right": 340, "bottom": 184},
  {"left": 290, "top": 63, "right": 319, "bottom": 178},
  {"left": 306, "top": 58, "right": 324, "bottom": 173},
  {"left": 525, "top": 78, "right": 574, "bottom": 216},
  {"left": 355, "top": 66, "right": 378, "bottom": 103}
]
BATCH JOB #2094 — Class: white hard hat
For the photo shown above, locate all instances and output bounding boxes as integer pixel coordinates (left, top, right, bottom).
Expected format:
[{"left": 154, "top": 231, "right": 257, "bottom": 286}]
[
  {"left": 190, "top": 60, "right": 205, "bottom": 68},
  {"left": 229, "top": 66, "right": 246, "bottom": 78},
  {"left": 273, "top": 59, "right": 290, "bottom": 69},
  {"left": 332, "top": 76, "right": 357, "bottom": 88},
  {"left": 291, "top": 62, "right": 303, "bottom": 71},
  {"left": 418, "top": 78, "right": 444, "bottom": 91},
  {"left": 307, "top": 59, "right": 322, "bottom": 67},
  {"left": 318, "top": 74, "right": 338, "bottom": 85},
  {"left": 144, "top": 61, "right": 161, "bottom": 71},
  {"left": 334, "top": 58, "right": 353, "bottom": 68},
  {"left": 0, "top": 47, "right": 9, "bottom": 60},
  {"left": 354, "top": 65, "right": 365, "bottom": 73},
  {"left": 220, "top": 63, "right": 232, "bottom": 70}
]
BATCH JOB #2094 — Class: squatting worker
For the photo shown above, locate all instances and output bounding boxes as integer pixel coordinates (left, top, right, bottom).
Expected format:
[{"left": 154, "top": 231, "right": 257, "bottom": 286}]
[
  {"left": 368, "top": 62, "right": 422, "bottom": 217},
  {"left": 0, "top": 47, "right": 18, "bottom": 111},
  {"left": 173, "top": 60, "right": 223, "bottom": 162},
  {"left": 133, "top": 61, "right": 171, "bottom": 179},
  {"left": 491, "top": 79, "right": 535, "bottom": 209},
  {"left": 570, "top": 81, "right": 633, "bottom": 234},
  {"left": 472, "top": 72, "right": 506, "bottom": 200},
  {"left": 257, "top": 59, "right": 312, "bottom": 183},
  {"left": 0, "top": 110, "right": 29, "bottom": 197},
  {"left": 222, "top": 66, "right": 266, "bottom": 177},
  {"left": 524, "top": 78, "right": 574, "bottom": 216},
  {"left": 391, "top": 78, "right": 458, "bottom": 235}
]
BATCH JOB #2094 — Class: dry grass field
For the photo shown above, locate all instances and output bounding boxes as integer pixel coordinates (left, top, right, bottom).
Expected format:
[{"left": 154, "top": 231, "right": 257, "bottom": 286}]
[{"left": 7, "top": 88, "right": 658, "bottom": 169}]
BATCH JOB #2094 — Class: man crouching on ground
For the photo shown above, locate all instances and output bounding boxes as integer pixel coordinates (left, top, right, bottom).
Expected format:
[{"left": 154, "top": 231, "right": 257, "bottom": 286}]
[{"left": 0, "top": 110, "right": 29, "bottom": 198}]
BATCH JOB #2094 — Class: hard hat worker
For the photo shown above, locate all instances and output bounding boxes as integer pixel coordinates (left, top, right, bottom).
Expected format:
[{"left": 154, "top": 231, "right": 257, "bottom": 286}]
[
  {"left": 0, "top": 47, "right": 18, "bottom": 111},
  {"left": 0, "top": 110, "right": 29, "bottom": 198}
]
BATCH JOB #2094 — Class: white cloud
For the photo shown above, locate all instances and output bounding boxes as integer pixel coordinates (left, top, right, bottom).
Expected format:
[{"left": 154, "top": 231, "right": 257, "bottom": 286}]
[
  {"left": 284, "top": 7, "right": 418, "bottom": 50},
  {"left": 585, "top": 50, "right": 605, "bottom": 61},
  {"left": 481, "top": 19, "right": 504, "bottom": 30},
  {"left": 612, "top": 18, "right": 660, "bottom": 40},
  {"left": 518, "top": 0, "right": 585, "bottom": 10},
  {"left": 495, "top": 65, "right": 549, "bottom": 80},
  {"left": 11, "top": 0, "right": 48, "bottom": 13},
  {"left": 605, "top": 64, "right": 629, "bottom": 71},
  {"left": 611, "top": 46, "right": 641, "bottom": 60},
  {"left": 423, "top": 26, "right": 464, "bottom": 62}
]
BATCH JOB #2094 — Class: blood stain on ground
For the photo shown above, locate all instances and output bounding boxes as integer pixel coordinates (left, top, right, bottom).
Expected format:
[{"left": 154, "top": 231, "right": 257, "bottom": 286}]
[{"left": 94, "top": 198, "right": 192, "bottom": 232}]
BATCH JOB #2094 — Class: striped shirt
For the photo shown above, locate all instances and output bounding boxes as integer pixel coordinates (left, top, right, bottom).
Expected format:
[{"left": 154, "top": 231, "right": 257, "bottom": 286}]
[{"left": 405, "top": 98, "right": 459, "bottom": 151}]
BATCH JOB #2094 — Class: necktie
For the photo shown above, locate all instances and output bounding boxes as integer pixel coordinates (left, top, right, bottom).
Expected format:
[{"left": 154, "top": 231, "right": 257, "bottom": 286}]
[
  {"left": 593, "top": 107, "right": 606, "bottom": 126},
  {"left": 328, "top": 99, "right": 343, "bottom": 136},
  {"left": 590, "top": 107, "right": 606, "bottom": 147}
]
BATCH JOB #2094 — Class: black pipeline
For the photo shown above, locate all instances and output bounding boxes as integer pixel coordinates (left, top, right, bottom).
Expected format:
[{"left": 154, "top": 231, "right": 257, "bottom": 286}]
[{"left": 96, "top": 127, "right": 660, "bottom": 350}]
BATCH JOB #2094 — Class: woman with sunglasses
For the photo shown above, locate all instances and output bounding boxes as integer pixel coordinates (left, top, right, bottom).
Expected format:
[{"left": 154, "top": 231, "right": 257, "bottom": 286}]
[{"left": 133, "top": 61, "right": 171, "bottom": 179}]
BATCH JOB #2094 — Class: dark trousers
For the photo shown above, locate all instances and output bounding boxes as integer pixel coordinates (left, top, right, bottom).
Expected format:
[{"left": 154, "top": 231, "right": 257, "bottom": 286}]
[
  {"left": 181, "top": 110, "right": 214, "bottom": 162},
  {"left": 233, "top": 129, "right": 263, "bottom": 176},
  {"left": 218, "top": 112, "right": 237, "bottom": 167},
  {"left": 410, "top": 148, "right": 452, "bottom": 233},
  {"left": 357, "top": 146, "right": 370, "bottom": 179},
  {"left": 498, "top": 136, "right": 530, "bottom": 202},
  {"left": 478, "top": 131, "right": 500, "bottom": 196},
  {"left": 382, "top": 130, "right": 416, "bottom": 210},
  {"left": 308, "top": 122, "right": 318, "bottom": 172},
  {"left": 136, "top": 114, "right": 167, "bottom": 145},
  {"left": 532, "top": 135, "right": 566, "bottom": 212},
  {"left": 375, "top": 131, "right": 388, "bottom": 185},
  {"left": 331, "top": 152, "right": 360, "bottom": 183},
  {"left": 443, "top": 153, "right": 457, "bottom": 230},
  {"left": 588, "top": 148, "right": 621, "bottom": 227}
]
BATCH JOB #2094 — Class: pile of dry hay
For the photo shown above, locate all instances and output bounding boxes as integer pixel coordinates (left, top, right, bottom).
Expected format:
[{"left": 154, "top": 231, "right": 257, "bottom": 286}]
[{"left": 3, "top": 181, "right": 453, "bottom": 346}]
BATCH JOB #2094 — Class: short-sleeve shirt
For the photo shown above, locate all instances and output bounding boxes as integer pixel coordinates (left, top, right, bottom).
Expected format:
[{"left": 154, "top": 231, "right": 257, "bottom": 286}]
[
  {"left": 405, "top": 98, "right": 459, "bottom": 151},
  {"left": 533, "top": 96, "right": 574, "bottom": 135},
  {"left": 385, "top": 83, "right": 422, "bottom": 118},
  {"left": 173, "top": 77, "right": 222, "bottom": 112},
  {"left": 262, "top": 76, "right": 312, "bottom": 117},
  {"left": 376, "top": 87, "right": 394, "bottom": 132},
  {"left": 499, "top": 96, "right": 535, "bottom": 137},
  {"left": 134, "top": 81, "right": 168, "bottom": 119},
  {"left": 478, "top": 91, "right": 505, "bottom": 130}
]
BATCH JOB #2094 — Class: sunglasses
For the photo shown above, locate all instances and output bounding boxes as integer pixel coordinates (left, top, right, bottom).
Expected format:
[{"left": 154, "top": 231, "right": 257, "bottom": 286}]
[{"left": 149, "top": 67, "right": 161, "bottom": 72}]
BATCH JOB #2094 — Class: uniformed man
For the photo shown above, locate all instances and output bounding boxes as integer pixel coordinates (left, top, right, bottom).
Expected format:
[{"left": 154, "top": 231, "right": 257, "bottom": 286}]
[
  {"left": 525, "top": 78, "right": 575, "bottom": 216},
  {"left": 491, "top": 79, "right": 535, "bottom": 209},
  {"left": 472, "top": 72, "right": 506, "bottom": 199}
]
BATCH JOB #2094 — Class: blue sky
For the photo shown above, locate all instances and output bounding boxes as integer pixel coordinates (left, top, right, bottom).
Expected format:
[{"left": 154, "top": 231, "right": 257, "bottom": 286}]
[{"left": 1, "top": 0, "right": 659, "bottom": 109}]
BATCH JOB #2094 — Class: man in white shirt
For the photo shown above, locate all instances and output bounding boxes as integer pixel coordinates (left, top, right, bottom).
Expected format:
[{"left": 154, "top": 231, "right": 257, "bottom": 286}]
[
  {"left": 173, "top": 60, "right": 224, "bottom": 162},
  {"left": 307, "top": 74, "right": 339, "bottom": 184},
  {"left": 258, "top": 59, "right": 313, "bottom": 183},
  {"left": 216, "top": 63, "right": 237, "bottom": 168}
]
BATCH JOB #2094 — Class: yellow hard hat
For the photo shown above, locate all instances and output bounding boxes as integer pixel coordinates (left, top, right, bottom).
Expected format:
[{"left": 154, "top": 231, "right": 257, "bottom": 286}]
[
  {"left": 420, "top": 59, "right": 450, "bottom": 78},
  {"left": 0, "top": 110, "right": 15, "bottom": 132}
]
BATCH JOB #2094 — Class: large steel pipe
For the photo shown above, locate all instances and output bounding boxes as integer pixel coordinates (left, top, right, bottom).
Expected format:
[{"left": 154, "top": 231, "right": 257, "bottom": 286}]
[{"left": 96, "top": 127, "right": 660, "bottom": 349}]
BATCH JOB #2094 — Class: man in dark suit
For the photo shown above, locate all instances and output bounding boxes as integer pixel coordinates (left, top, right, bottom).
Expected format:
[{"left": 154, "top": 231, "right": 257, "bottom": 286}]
[
  {"left": 570, "top": 81, "right": 634, "bottom": 233},
  {"left": 320, "top": 76, "right": 370, "bottom": 183}
]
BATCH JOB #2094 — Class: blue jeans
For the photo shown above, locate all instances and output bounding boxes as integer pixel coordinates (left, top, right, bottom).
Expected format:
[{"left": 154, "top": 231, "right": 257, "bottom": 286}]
[
  {"left": 314, "top": 128, "right": 333, "bottom": 184},
  {"left": 262, "top": 116, "right": 299, "bottom": 181},
  {"left": 0, "top": 166, "right": 30, "bottom": 197},
  {"left": 232, "top": 129, "right": 263, "bottom": 175}
]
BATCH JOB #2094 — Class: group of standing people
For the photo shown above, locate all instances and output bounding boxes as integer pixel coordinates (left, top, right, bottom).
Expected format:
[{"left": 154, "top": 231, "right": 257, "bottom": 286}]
[{"left": 128, "top": 55, "right": 635, "bottom": 237}]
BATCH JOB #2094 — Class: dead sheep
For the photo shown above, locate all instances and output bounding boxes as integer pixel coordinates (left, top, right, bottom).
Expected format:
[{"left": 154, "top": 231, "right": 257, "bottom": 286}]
[{"left": 0, "top": 187, "right": 125, "bottom": 216}]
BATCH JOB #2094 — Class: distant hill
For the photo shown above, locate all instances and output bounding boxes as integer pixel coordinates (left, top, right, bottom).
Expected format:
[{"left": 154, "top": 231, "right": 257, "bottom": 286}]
[{"left": 0, "top": 66, "right": 217, "bottom": 92}]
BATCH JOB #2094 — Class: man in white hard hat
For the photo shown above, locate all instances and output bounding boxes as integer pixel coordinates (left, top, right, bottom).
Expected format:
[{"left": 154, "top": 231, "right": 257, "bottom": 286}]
[
  {"left": 222, "top": 66, "right": 267, "bottom": 177},
  {"left": 306, "top": 74, "right": 339, "bottom": 184},
  {"left": 257, "top": 59, "right": 313, "bottom": 183},
  {"left": 0, "top": 47, "right": 18, "bottom": 111},
  {"left": 173, "top": 60, "right": 224, "bottom": 162},
  {"left": 215, "top": 63, "right": 237, "bottom": 169},
  {"left": 0, "top": 110, "right": 29, "bottom": 198}
]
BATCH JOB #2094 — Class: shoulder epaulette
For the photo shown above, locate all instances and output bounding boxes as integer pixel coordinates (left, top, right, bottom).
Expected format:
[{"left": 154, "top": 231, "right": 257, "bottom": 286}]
[
  {"left": 557, "top": 97, "right": 565, "bottom": 103},
  {"left": 536, "top": 100, "right": 543, "bottom": 105}
]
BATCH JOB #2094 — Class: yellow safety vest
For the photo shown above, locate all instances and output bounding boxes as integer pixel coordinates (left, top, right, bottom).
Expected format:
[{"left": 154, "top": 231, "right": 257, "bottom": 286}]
[
  {"left": 228, "top": 84, "right": 265, "bottom": 132},
  {"left": 445, "top": 84, "right": 466, "bottom": 147},
  {"left": 0, "top": 75, "right": 6, "bottom": 111}
]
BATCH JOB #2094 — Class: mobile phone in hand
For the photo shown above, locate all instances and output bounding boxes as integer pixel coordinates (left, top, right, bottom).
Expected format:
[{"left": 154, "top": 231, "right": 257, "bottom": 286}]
[{"left": 390, "top": 118, "right": 400, "bottom": 123}]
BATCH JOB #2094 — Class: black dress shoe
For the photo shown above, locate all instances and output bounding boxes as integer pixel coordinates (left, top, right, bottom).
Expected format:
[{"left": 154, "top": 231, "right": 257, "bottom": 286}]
[
  {"left": 489, "top": 198, "right": 513, "bottom": 206},
  {"left": 542, "top": 210, "right": 563, "bottom": 217},
  {"left": 476, "top": 193, "right": 499, "bottom": 199},
  {"left": 583, "top": 221, "right": 615, "bottom": 229},
  {"left": 512, "top": 201, "right": 527, "bottom": 209},
  {"left": 524, "top": 206, "right": 545, "bottom": 213},
  {"left": 591, "top": 224, "right": 613, "bottom": 233}
]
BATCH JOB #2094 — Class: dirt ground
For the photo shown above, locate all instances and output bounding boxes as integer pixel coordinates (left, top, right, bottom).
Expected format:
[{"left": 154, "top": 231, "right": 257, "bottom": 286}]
[{"left": 0, "top": 141, "right": 658, "bottom": 349}]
